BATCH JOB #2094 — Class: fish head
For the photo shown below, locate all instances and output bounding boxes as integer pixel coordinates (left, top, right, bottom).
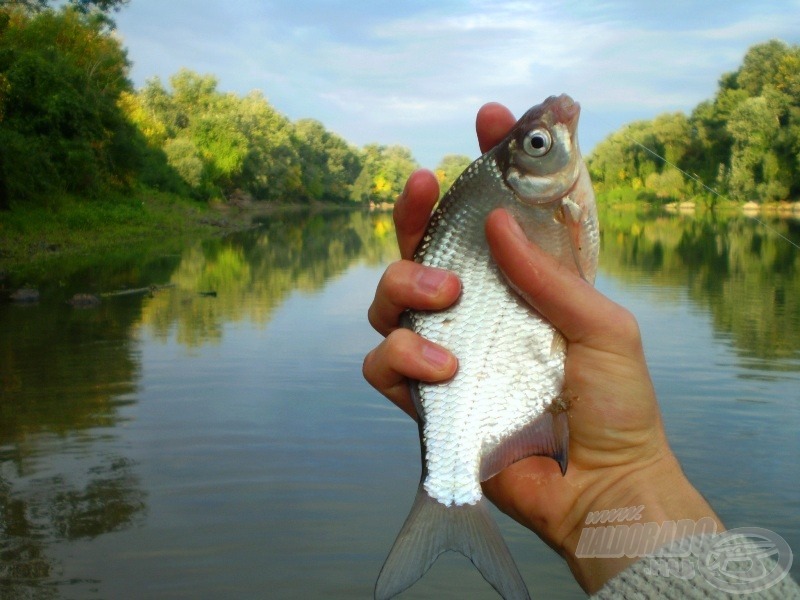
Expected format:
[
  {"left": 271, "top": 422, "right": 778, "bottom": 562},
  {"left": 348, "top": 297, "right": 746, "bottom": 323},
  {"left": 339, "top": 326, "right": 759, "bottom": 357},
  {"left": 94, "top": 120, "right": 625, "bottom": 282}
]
[{"left": 499, "top": 94, "right": 583, "bottom": 205}]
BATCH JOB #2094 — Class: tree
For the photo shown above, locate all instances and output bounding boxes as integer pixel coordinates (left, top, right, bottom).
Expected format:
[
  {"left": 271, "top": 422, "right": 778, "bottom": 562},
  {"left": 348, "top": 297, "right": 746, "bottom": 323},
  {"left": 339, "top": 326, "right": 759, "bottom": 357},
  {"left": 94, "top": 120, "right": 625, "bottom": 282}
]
[
  {"left": 589, "top": 39, "right": 800, "bottom": 205},
  {"left": 127, "top": 71, "right": 249, "bottom": 197},
  {"left": 235, "top": 90, "right": 302, "bottom": 202},
  {"left": 125, "top": 70, "right": 369, "bottom": 203},
  {"left": 727, "top": 96, "right": 786, "bottom": 201},
  {"left": 351, "top": 144, "right": 418, "bottom": 204},
  {"left": 0, "top": 7, "right": 143, "bottom": 202},
  {"left": 293, "top": 118, "right": 361, "bottom": 202},
  {"left": 0, "top": 0, "right": 129, "bottom": 15},
  {"left": 737, "top": 40, "right": 790, "bottom": 97},
  {"left": 435, "top": 154, "right": 472, "bottom": 196}
]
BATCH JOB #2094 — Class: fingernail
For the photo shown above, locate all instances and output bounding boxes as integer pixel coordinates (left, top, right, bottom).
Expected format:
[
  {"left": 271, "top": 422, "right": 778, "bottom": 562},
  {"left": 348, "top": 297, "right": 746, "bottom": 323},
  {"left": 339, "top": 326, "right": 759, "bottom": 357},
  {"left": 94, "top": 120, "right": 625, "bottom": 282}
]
[
  {"left": 421, "top": 342, "right": 452, "bottom": 369},
  {"left": 417, "top": 267, "right": 450, "bottom": 295}
]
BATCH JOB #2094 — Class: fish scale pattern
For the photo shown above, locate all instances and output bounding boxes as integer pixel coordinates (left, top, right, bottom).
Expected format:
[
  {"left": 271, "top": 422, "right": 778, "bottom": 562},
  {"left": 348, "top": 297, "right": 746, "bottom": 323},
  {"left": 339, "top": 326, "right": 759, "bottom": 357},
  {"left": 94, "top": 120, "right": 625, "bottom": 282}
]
[{"left": 411, "top": 155, "right": 569, "bottom": 507}]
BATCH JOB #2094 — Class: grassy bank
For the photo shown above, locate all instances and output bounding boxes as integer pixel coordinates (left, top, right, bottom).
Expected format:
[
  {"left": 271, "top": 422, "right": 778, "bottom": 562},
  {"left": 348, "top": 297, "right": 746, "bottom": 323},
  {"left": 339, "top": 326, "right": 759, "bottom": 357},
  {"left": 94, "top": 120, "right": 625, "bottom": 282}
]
[{"left": 0, "top": 189, "right": 261, "bottom": 282}]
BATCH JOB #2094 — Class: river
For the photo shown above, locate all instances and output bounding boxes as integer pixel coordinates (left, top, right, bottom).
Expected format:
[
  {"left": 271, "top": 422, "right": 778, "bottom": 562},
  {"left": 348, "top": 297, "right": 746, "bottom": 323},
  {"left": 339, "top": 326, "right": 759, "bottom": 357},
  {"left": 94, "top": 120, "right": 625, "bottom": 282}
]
[{"left": 1, "top": 207, "right": 799, "bottom": 598}]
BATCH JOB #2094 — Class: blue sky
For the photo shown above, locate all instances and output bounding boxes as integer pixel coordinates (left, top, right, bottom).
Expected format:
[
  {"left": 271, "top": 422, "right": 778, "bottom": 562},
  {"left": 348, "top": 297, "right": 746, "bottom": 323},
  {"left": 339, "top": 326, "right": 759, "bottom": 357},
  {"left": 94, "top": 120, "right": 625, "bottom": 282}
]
[{"left": 114, "top": 0, "right": 800, "bottom": 168}]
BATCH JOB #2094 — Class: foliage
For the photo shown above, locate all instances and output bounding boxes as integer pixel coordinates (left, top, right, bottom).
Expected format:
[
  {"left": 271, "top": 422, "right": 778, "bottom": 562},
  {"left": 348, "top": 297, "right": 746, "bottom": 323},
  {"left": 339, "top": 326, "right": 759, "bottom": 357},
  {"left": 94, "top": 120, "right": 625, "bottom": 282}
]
[
  {"left": 589, "top": 39, "right": 800, "bottom": 204},
  {"left": 0, "top": 8, "right": 422, "bottom": 211},
  {"left": 129, "top": 69, "right": 418, "bottom": 204},
  {"left": 0, "top": 0, "right": 129, "bottom": 16},
  {"left": 435, "top": 154, "right": 472, "bottom": 197},
  {"left": 293, "top": 118, "right": 361, "bottom": 202},
  {"left": 351, "top": 143, "right": 418, "bottom": 204},
  {"left": 0, "top": 6, "right": 154, "bottom": 206}
]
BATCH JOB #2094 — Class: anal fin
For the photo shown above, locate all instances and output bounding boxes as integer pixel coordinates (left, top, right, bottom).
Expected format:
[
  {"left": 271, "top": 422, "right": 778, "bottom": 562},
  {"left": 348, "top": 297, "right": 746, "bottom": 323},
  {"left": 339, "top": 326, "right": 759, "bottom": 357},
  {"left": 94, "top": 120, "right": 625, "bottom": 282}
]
[{"left": 480, "top": 410, "right": 569, "bottom": 481}]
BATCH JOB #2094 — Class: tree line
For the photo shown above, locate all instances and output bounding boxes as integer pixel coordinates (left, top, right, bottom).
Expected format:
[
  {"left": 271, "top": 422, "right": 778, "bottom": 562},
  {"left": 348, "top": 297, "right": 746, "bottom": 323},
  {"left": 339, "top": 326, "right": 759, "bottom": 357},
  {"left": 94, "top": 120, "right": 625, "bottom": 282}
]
[
  {"left": 0, "top": 4, "right": 469, "bottom": 210},
  {"left": 588, "top": 40, "right": 800, "bottom": 205},
  {"left": 7, "top": 3, "right": 794, "bottom": 212}
]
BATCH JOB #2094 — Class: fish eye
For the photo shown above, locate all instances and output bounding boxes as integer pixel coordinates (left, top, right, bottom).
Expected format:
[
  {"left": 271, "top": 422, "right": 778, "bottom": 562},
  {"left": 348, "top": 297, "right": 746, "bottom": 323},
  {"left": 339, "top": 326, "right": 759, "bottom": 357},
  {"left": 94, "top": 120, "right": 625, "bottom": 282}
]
[{"left": 523, "top": 129, "right": 552, "bottom": 157}]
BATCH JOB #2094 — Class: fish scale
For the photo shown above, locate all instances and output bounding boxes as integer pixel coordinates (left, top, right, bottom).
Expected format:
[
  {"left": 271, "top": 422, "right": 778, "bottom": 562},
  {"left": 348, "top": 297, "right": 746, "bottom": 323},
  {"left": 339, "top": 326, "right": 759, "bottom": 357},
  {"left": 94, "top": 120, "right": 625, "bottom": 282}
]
[
  {"left": 415, "top": 168, "right": 556, "bottom": 508},
  {"left": 375, "top": 95, "right": 599, "bottom": 600}
]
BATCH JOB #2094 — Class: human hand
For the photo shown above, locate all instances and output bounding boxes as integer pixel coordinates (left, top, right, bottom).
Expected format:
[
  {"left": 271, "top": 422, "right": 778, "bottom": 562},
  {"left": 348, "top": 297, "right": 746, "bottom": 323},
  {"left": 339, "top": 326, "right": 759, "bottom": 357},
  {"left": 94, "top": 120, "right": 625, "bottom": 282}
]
[{"left": 363, "top": 103, "right": 723, "bottom": 593}]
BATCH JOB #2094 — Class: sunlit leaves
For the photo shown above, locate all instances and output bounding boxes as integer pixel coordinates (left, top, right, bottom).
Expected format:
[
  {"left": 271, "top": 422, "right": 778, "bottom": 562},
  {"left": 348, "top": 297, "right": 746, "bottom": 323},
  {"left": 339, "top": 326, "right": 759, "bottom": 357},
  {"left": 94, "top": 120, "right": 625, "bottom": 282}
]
[
  {"left": 2, "top": 8, "right": 423, "bottom": 207},
  {"left": 293, "top": 118, "right": 361, "bottom": 202},
  {"left": 0, "top": 6, "right": 143, "bottom": 202},
  {"left": 128, "top": 69, "right": 418, "bottom": 204},
  {"left": 350, "top": 143, "right": 418, "bottom": 204},
  {"left": 589, "top": 39, "right": 800, "bottom": 205},
  {"left": 435, "top": 154, "right": 472, "bottom": 197}
]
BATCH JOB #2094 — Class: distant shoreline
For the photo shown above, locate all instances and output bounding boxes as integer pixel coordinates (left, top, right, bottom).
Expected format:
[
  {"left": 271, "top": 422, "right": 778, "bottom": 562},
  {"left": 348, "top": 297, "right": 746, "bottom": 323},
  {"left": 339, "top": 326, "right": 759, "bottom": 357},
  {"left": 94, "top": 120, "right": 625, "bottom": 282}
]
[{"left": 0, "top": 192, "right": 370, "bottom": 280}]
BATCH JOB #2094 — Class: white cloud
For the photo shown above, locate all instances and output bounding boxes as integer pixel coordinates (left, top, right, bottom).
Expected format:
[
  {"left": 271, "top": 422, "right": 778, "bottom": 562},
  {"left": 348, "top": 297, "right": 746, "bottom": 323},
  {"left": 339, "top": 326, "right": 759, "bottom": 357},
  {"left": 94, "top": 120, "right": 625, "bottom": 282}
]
[{"left": 115, "top": 0, "right": 800, "bottom": 166}]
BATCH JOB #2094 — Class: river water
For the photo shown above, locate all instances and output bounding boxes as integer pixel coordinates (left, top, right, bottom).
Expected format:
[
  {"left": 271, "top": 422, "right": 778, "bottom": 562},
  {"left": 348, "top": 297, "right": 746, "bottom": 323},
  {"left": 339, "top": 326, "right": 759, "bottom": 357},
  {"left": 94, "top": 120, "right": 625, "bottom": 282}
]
[{"left": 1, "top": 207, "right": 799, "bottom": 598}]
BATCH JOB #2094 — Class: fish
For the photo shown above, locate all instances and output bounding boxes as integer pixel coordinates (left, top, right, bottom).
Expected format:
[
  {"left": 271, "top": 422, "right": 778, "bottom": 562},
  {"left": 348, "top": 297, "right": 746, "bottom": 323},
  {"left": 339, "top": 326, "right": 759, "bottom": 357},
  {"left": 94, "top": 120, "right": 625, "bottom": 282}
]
[{"left": 375, "top": 94, "right": 600, "bottom": 600}]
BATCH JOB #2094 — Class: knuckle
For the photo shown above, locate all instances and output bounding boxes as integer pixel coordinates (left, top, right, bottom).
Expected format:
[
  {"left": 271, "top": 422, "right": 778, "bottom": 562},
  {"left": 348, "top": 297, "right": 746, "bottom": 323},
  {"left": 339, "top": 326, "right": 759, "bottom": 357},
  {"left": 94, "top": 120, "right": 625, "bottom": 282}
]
[
  {"left": 385, "top": 328, "right": 416, "bottom": 364},
  {"left": 611, "top": 306, "right": 644, "bottom": 348},
  {"left": 366, "top": 301, "right": 381, "bottom": 333},
  {"left": 362, "top": 348, "right": 377, "bottom": 384},
  {"left": 380, "top": 261, "right": 408, "bottom": 296}
]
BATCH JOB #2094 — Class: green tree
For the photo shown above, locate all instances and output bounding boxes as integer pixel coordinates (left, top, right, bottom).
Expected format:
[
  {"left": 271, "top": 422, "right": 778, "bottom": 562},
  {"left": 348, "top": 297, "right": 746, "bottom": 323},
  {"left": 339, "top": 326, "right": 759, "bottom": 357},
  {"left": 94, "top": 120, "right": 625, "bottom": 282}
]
[
  {"left": 163, "top": 137, "right": 204, "bottom": 189},
  {"left": 589, "top": 39, "right": 800, "bottom": 205},
  {"left": 235, "top": 90, "right": 302, "bottom": 202},
  {"left": 435, "top": 154, "right": 472, "bottom": 196},
  {"left": 351, "top": 144, "right": 418, "bottom": 204},
  {"left": 727, "top": 96, "right": 787, "bottom": 201},
  {"left": 293, "top": 118, "right": 361, "bottom": 202},
  {"left": 0, "top": 0, "right": 129, "bottom": 16},
  {"left": 127, "top": 70, "right": 372, "bottom": 204},
  {"left": 737, "top": 40, "right": 791, "bottom": 96},
  {"left": 0, "top": 7, "right": 144, "bottom": 202},
  {"left": 131, "top": 70, "right": 249, "bottom": 198}
]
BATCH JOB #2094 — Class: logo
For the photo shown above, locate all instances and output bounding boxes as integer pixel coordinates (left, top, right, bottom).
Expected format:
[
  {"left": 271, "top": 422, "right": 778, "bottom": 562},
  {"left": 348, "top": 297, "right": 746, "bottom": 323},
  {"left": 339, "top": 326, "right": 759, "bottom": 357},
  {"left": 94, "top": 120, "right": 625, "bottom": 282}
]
[
  {"left": 697, "top": 528, "right": 793, "bottom": 594},
  {"left": 577, "top": 509, "right": 794, "bottom": 595}
]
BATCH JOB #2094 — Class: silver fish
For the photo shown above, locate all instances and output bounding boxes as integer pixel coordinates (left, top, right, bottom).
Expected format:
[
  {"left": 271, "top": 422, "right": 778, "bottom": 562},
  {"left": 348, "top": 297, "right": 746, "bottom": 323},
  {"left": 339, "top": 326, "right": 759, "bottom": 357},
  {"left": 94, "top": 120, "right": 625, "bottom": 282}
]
[{"left": 375, "top": 95, "right": 599, "bottom": 600}]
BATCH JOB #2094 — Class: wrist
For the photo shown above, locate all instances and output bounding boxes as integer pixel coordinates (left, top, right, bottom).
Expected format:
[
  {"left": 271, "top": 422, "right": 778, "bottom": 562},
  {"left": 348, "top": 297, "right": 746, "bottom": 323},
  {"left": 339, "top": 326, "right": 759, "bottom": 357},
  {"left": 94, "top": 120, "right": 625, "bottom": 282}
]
[{"left": 560, "top": 453, "right": 724, "bottom": 594}]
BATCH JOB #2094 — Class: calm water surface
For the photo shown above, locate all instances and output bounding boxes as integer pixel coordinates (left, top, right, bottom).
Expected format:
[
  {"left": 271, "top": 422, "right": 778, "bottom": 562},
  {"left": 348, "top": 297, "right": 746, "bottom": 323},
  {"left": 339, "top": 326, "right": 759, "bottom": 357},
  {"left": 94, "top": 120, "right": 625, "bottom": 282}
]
[{"left": 1, "top": 208, "right": 799, "bottom": 598}]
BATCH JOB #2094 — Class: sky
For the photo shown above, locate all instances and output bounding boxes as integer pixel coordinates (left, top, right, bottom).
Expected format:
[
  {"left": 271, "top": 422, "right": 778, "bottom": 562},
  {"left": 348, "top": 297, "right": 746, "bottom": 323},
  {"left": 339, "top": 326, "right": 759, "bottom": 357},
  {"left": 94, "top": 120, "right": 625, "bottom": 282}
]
[{"left": 114, "top": 0, "right": 800, "bottom": 169}]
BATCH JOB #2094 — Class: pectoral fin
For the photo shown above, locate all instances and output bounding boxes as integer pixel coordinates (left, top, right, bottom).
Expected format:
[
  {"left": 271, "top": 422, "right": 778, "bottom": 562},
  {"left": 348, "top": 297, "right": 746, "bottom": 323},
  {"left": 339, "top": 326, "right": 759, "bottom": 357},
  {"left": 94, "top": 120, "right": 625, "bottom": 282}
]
[
  {"left": 560, "top": 197, "right": 588, "bottom": 282},
  {"left": 479, "top": 410, "right": 569, "bottom": 481}
]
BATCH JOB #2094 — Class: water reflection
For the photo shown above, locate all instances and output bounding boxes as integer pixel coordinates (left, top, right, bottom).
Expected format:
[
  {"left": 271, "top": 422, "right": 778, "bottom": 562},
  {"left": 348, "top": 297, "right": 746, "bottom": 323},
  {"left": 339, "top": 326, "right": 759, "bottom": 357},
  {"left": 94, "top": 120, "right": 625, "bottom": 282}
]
[
  {"left": 0, "top": 300, "right": 147, "bottom": 597},
  {"left": 138, "top": 210, "right": 398, "bottom": 346},
  {"left": 600, "top": 207, "right": 800, "bottom": 364},
  {"left": 0, "top": 209, "right": 399, "bottom": 597},
  {"left": 0, "top": 207, "right": 798, "bottom": 597}
]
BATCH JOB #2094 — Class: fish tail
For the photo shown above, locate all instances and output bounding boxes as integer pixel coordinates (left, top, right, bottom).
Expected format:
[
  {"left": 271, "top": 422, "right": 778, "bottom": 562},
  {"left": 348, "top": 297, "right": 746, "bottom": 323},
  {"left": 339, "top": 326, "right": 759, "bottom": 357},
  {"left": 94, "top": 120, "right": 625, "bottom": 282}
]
[{"left": 375, "top": 484, "right": 530, "bottom": 600}]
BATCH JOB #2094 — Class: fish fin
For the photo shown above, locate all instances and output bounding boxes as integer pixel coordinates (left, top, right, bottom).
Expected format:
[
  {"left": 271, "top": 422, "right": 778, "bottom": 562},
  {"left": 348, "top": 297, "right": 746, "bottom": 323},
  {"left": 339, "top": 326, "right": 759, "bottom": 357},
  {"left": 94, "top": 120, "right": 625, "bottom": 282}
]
[
  {"left": 560, "top": 197, "right": 588, "bottom": 282},
  {"left": 480, "top": 410, "right": 569, "bottom": 481},
  {"left": 375, "top": 484, "right": 530, "bottom": 600},
  {"left": 550, "top": 330, "right": 567, "bottom": 356}
]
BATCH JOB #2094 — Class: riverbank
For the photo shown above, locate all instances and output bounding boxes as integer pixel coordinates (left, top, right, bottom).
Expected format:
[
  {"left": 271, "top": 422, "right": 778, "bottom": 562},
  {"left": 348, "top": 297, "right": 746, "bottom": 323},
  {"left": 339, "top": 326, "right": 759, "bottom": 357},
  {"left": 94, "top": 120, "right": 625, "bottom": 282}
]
[{"left": 0, "top": 189, "right": 314, "bottom": 285}]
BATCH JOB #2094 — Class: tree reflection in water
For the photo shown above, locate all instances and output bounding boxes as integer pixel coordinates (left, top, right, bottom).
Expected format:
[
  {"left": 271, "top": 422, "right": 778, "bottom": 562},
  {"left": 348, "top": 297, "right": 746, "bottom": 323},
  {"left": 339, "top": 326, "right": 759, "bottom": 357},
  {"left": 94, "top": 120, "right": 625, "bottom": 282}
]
[{"left": 0, "top": 207, "right": 797, "bottom": 597}]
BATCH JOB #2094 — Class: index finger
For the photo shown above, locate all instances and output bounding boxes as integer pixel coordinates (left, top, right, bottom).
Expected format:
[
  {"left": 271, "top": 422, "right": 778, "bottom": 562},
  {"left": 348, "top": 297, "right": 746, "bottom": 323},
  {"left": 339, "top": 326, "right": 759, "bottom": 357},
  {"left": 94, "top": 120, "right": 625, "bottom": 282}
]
[
  {"left": 394, "top": 169, "right": 440, "bottom": 260},
  {"left": 394, "top": 103, "right": 517, "bottom": 260}
]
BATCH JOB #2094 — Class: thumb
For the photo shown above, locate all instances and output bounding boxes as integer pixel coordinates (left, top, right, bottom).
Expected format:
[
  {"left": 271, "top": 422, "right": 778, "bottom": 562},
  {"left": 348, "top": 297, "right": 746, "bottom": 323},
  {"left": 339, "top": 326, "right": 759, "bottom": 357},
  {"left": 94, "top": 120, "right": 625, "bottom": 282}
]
[{"left": 485, "top": 209, "right": 630, "bottom": 348}]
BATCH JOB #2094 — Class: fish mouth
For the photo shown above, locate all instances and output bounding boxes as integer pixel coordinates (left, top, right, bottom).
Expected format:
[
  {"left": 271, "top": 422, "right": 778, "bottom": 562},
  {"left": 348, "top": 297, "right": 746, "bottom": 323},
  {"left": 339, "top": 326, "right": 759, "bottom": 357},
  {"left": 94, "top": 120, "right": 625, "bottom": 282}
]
[{"left": 552, "top": 94, "right": 580, "bottom": 130}]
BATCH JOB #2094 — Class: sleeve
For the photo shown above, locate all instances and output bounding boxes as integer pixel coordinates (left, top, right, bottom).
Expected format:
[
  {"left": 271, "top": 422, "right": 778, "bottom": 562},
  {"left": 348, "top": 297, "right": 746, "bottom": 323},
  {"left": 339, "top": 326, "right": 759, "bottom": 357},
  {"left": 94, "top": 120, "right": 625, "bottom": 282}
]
[{"left": 590, "top": 532, "right": 800, "bottom": 599}]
